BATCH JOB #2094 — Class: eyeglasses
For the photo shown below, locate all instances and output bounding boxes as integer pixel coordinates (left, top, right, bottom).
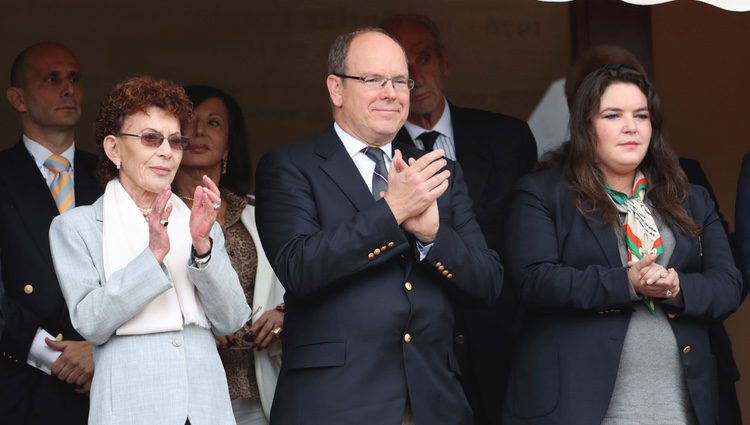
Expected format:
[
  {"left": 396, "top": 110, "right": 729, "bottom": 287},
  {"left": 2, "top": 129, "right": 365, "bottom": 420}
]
[
  {"left": 117, "top": 132, "right": 191, "bottom": 150},
  {"left": 334, "top": 73, "right": 415, "bottom": 91}
]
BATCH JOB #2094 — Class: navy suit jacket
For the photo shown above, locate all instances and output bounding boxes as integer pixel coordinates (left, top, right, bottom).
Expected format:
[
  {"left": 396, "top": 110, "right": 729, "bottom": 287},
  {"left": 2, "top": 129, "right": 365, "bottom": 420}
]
[
  {"left": 0, "top": 264, "right": 4, "bottom": 339},
  {"left": 393, "top": 103, "right": 537, "bottom": 424},
  {"left": 255, "top": 125, "right": 503, "bottom": 425},
  {"left": 734, "top": 152, "right": 750, "bottom": 299},
  {"left": 503, "top": 167, "right": 741, "bottom": 425},
  {"left": 0, "top": 141, "right": 101, "bottom": 424}
]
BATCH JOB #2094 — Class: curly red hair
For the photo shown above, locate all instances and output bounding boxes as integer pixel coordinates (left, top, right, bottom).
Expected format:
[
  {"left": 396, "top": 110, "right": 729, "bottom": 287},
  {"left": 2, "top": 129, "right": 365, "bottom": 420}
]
[{"left": 94, "top": 75, "right": 193, "bottom": 183}]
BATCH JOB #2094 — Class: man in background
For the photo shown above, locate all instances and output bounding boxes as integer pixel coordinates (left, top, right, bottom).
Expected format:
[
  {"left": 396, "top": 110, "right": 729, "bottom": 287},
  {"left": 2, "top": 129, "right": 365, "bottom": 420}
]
[
  {"left": 382, "top": 14, "right": 538, "bottom": 425},
  {"left": 0, "top": 42, "right": 102, "bottom": 424}
]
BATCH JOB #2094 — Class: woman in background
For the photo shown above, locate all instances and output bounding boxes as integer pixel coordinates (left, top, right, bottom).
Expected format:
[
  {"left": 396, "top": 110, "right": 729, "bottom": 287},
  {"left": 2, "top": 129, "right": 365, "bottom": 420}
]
[
  {"left": 503, "top": 65, "right": 741, "bottom": 425},
  {"left": 174, "top": 85, "right": 284, "bottom": 425}
]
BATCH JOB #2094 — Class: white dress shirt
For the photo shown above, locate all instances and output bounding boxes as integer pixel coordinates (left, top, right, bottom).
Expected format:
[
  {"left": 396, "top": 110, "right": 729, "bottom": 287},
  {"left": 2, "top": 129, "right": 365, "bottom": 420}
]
[
  {"left": 23, "top": 135, "right": 76, "bottom": 185},
  {"left": 334, "top": 123, "right": 393, "bottom": 194},
  {"left": 403, "top": 98, "right": 456, "bottom": 160},
  {"left": 22, "top": 135, "right": 77, "bottom": 375}
]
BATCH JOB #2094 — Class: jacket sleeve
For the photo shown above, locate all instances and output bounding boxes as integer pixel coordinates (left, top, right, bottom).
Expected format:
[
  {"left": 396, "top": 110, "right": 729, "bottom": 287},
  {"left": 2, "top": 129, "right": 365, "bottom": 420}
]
[
  {"left": 678, "top": 186, "right": 742, "bottom": 320},
  {"left": 517, "top": 121, "right": 539, "bottom": 175},
  {"left": 422, "top": 162, "right": 503, "bottom": 305},
  {"left": 49, "top": 213, "right": 173, "bottom": 346},
  {"left": 0, "top": 269, "right": 5, "bottom": 339},
  {"left": 504, "top": 175, "right": 634, "bottom": 312},
  {"left": 188, "top": 223, "right": 250, "bottom": 335},
  {"left": 734, "top": 152, "right": 750, "bottom": 301},
  {"left": 255, "top": 149, "right": 410, "bottom": 298}
]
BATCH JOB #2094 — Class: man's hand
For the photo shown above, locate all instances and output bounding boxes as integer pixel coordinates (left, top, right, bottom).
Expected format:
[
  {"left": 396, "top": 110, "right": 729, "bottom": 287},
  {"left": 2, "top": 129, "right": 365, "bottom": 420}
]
[
  {"left": 383, "top": 149, "right": 449, "bottom": 224},
  {"left": 46, "top": 339, "right": 94, "bottom": 393},
  {"left": 403, "top": 200, "right": 440, "bottom": 243}
]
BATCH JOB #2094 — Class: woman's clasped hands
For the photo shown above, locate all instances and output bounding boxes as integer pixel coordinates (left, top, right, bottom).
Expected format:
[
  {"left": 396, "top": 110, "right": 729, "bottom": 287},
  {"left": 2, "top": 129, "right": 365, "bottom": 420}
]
[{"left": 627, "top": 253, "right": 680, "bottom": 299}]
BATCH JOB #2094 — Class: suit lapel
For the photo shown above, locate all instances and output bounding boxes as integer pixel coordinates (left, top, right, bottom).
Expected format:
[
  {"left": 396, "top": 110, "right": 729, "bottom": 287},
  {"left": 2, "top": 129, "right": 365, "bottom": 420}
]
[
  {"left": 581, "top": 201, "right": 622, "bottom": 267},
  {"left": 393, "top": 127, "right": 416, "bottom": 149},
  {"left": 667, "top": 200, "right": 694, "bottom": 269},
  {"left": 74, "top": 150, "right": 101, "bottom": 206},
  {"left": 4, "top": 142, "right": 60, "bottom": 268},
  {"left": 667, "top": 232, "right": 691, "bottom": 269},
  {"left": 448, "top": 104, "right": 489, "bottom": 202},
  {"left": 316, "top": 127, "right": 376, "bottom": 213}
]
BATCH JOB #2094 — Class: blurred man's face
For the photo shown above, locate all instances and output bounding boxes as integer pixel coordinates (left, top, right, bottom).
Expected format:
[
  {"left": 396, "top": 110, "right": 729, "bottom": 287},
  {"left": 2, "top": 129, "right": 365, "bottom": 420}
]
[{"left": 389, "top": 23, "right": 448, "bottom": 118}]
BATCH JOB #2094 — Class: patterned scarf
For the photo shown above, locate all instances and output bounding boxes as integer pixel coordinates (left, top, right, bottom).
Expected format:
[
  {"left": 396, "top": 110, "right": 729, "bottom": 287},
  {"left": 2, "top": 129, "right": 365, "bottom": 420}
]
[{"left": 606, "top": 171, "right": 663, "bottom": 312}]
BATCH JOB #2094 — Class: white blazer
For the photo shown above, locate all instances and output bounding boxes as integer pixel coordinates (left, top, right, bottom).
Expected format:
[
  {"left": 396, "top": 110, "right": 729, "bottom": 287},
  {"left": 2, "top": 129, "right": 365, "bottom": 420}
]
[
  {"left": 49, "top": 197, "right": 251, "bottom": 425},
  {"left": 241, "top": 203, "right": 284, "bottom": 419}
]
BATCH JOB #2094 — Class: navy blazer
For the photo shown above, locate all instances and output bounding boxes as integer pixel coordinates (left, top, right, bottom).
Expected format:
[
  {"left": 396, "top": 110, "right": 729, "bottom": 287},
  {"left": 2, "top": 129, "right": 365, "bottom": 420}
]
[
  {"left": 0, "top": 263, "right": 5, "bottom": 339},
  {"left": 393, "top": 103, "right": 537, "bottom": 424},
  {"left": 734, "top": 152, "right": 750, "bottom": 299},
  {"left": 255, "top": 125, "right": 502, "bottom": 425},
  {"left": 503, "top": 167, "right": 741, "bottom": 425},
  {"left": 0, "top": 141, "right": 101, "bottom": 424}
]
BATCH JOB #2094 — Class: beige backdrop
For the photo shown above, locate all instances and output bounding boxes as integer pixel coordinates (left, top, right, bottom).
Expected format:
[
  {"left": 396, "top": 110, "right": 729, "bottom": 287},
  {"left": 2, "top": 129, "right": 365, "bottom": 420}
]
[{"left": 0, "top": 0, "right": 570, "bottom": 165}]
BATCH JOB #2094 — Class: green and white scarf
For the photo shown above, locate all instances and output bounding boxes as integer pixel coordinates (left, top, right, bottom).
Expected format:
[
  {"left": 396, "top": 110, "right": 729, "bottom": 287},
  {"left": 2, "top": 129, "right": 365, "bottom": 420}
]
[{"left": 606, "top": 171, "right": 663, "bottom": 312}]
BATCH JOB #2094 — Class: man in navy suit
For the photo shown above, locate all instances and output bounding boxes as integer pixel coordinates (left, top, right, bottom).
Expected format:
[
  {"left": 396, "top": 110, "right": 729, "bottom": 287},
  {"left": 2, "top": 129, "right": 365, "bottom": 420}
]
[
  {"left": 382, "top": 15, "right": 537, "bottom": 424},
  {"left": 256, "top": 28, "right": 502, "bottom": 424},
  {"left": 0, "top": 42, "right": 101, "bottom": 424}
]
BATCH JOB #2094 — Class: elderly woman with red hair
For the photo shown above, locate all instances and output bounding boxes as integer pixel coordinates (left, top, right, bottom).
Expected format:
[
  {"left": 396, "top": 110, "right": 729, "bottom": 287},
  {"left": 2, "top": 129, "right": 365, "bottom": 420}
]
[{"left": 50, "top": 76, "right": 250, "bottom": 425}]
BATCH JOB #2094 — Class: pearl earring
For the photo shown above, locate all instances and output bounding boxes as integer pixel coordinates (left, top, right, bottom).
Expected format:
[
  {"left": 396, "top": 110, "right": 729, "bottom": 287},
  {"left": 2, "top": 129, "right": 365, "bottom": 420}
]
[{"left": 115, "top": 160, "right": 121, "bottom": 170}]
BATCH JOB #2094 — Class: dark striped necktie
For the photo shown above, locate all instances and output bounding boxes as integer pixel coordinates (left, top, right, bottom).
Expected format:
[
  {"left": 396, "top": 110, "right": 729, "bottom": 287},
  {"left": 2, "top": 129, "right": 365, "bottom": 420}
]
[{"left": 363, "top": 147, "right": 388, "bottom": 200}]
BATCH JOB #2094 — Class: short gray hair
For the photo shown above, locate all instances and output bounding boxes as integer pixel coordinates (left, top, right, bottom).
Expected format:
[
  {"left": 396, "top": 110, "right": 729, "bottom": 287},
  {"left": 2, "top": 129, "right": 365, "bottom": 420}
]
[
  {"left": 380, "top": 14, "right": 445, "bottom": 56},
  {"left": 327, "top": 27, "right": 396, "bottom": 75}
]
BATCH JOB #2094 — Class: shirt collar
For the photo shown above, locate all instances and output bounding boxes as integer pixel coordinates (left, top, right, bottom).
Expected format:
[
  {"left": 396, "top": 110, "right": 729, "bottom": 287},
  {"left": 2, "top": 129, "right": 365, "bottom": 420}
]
[
  {"left": 23, "top": 134, "right": 76, "bottom": 169},
  {"left": 333, "top": 122, "right": 393, "bottom": 162},
  {"left": 403, "top": 97, "right": 453, "bottom": 141}
]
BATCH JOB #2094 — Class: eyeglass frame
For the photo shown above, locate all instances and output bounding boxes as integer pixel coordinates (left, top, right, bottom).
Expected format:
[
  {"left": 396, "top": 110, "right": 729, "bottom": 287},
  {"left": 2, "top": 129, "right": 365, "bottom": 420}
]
[
  {"left": 117, "top": 132, "right": 192, "bottom": 150},
  {"left": 333, "top": 73, "right": 415, "bottom": 91}
]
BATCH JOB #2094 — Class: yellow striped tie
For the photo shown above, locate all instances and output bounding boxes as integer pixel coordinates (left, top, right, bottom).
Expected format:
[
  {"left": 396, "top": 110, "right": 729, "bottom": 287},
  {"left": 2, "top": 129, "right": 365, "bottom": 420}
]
[{"left": 44, "top": 154, "right": 75, "bottom": 214}]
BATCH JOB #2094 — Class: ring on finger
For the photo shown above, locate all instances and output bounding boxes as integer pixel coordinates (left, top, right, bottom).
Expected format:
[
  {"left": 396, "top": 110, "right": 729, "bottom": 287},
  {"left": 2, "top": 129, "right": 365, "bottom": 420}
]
[
  {"left": 665, "top": 289, "right": 673, "bottom": 297},
  {"left": 271, "top": 327, "right": 283, "bottom": 336},
  {"left": 211, "top": 202, "right": 221, "bottom": 210},
  {"left": 160, "top": 219, "right": 169, "bottom": 227}
]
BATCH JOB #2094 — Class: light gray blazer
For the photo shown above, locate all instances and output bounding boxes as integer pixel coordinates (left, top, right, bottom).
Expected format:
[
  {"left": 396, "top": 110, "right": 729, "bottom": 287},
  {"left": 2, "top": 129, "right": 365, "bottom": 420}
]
[{"left": 49, "top": 196, "right": 251, "bottom": 425}]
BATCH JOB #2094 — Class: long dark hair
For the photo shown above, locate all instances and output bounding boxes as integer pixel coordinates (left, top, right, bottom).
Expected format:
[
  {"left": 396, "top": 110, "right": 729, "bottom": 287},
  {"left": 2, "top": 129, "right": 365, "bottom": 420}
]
[
  {"left": 183, "top": 85, "right": 253, "bottom": 195},
  {"left": 557, "top": 64, "right": 701, "bottom": 238}
]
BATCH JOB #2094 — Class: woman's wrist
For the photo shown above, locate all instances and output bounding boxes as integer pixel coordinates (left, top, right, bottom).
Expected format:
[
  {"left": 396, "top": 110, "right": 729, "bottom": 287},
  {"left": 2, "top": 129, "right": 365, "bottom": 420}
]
[
  {"left": 192, "top": 237, "right": 212, "bottom": 257},
  {"left": 191, "top": 237, "right": 213, "bottom": 269}
]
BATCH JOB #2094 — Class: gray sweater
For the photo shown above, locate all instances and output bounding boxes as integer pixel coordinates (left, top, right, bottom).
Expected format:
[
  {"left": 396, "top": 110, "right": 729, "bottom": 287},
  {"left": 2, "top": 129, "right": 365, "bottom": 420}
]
[{"left": 601, "top": 218, "right": 698, "bottom": 425}]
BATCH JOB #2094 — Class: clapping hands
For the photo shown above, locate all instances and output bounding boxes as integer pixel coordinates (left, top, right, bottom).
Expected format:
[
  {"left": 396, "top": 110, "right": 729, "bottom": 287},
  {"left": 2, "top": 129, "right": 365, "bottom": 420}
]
[
  {"left": 627, "top": 254, "right": 680, "bottom": 299},
  {"left": 383, "top": 149, "right": 450, "bottom": 243}
]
